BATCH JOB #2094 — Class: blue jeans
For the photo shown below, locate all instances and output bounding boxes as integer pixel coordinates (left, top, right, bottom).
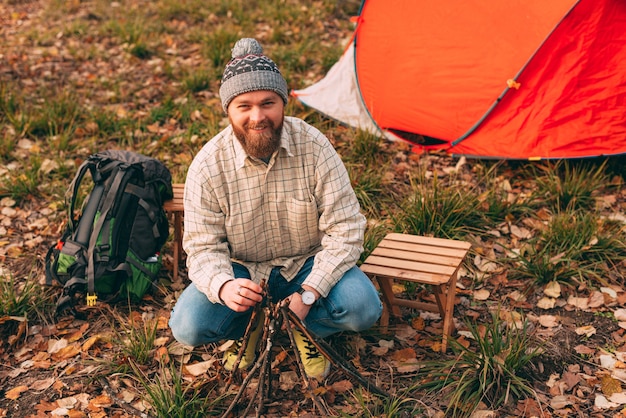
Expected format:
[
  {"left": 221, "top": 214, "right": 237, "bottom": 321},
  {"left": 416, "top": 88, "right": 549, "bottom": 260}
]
[{"left": 169, "top": 257, "right": 383, "bottom": 346}]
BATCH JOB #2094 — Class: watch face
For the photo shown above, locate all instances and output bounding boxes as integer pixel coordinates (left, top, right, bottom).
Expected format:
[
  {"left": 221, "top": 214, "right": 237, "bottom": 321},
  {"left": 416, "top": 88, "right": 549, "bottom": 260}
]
[{"left": 301, "top": 290, "right": 316, "bottom": 305}]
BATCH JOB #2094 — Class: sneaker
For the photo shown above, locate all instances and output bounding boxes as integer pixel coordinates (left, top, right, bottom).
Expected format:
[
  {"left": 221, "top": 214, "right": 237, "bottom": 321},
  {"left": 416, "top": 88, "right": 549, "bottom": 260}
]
[
  {"left": 223, "top": 312, "right": 264, "bottom": 371},
  {"left": 293, "top": 329, "right": 331, "bottom": 380}
]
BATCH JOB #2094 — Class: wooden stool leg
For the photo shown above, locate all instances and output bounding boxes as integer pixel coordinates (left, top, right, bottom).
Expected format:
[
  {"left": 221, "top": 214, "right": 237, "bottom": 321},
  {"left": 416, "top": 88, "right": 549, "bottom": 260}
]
[
  {"left": 172, "top": 212, "right": 182, "bottom": 282},
  {"left": 379, "top": 307, "right": 390, "bottom": 333},
  {"left": 439, "top": 272, "right": 459, "bottom": 352},
  {"left": 375, "top": 276, "right": 402, "bottom": 333}
]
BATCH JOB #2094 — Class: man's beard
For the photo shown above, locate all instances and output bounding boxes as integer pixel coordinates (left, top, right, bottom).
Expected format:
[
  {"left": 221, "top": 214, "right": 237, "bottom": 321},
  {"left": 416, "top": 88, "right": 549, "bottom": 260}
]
[{"left": 233, "top": 119, "right": 283, "bottom": 159}]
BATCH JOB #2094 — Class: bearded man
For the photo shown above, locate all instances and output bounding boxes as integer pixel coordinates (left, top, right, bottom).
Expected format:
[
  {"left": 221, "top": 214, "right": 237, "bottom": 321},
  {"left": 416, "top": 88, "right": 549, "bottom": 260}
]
[{"left": 168, "top": 38, "right": 382, "bottom": 381}]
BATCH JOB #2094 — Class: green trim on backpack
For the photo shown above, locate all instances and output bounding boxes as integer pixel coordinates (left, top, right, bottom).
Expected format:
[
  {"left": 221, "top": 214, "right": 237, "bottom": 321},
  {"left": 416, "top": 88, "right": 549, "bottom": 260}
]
[{"left": 123, "top": 250, "right": 162, "bottom": 300}]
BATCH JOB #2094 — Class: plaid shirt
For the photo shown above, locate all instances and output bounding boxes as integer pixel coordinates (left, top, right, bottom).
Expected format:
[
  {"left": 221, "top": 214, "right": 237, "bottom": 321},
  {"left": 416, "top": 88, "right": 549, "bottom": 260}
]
[{"left": 183, "top": 116, "right": 366, "bottom": 304}]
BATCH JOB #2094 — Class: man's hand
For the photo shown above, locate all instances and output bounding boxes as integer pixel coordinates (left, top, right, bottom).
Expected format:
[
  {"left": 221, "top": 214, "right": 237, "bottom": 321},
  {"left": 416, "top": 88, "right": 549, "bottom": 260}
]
[
  {"left": 288, "top": 285, "right": 320, "bottom": 321},
  {"left": 219, "top": 279, "right": 264, "bottom": 312}
]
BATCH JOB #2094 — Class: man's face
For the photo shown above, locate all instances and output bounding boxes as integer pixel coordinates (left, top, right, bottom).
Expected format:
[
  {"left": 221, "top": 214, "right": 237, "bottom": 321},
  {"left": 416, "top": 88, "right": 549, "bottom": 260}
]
[{"left": 228, "top": 90, "right": 284, "bottom": 159}]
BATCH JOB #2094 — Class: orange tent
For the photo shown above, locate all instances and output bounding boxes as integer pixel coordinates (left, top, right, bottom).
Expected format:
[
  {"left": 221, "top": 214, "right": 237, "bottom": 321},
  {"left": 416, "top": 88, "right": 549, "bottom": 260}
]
[{"left": 293, "top": 0, "right": 626, "bottom": 159}]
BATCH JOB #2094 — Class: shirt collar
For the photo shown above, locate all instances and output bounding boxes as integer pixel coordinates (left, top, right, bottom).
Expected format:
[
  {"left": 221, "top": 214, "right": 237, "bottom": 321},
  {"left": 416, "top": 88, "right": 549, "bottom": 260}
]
[{"left": 233, "top": 132, "right": 248, "bottom": 169}]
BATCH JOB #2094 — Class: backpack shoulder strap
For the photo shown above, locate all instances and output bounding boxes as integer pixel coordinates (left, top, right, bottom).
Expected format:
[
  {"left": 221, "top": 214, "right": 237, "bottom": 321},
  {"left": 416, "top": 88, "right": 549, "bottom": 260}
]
[
  {"left": 125, "top": 182, "right": 165, "bottom": 240},
  {"left": 84, "top": 163, "right": 132, "bottom": 305},
  {"left": 66, "top": 159, "right": 93, "bottom": 233}
]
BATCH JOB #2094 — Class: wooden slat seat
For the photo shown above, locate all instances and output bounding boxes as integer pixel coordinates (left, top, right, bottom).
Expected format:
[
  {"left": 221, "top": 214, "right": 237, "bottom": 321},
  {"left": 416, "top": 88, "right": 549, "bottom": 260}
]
[
  {"left": 360, "top": 233, "right": 471, "bottom": 352},
  {"left": 163, "top": 183, "right": 184, "bottom": 282}
]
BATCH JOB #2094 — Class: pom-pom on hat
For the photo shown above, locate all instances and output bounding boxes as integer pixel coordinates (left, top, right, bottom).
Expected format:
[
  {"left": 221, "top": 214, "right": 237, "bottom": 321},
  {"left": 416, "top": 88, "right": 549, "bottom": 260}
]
[{"left": 219, "top": 38, "right": 289, "bottom": 112}]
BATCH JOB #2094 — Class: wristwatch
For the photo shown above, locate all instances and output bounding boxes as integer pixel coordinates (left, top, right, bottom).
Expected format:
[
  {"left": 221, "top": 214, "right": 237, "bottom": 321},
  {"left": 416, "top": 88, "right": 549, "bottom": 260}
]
[{"left": 298, "top": 288, "right": 317, "bottom": 306}]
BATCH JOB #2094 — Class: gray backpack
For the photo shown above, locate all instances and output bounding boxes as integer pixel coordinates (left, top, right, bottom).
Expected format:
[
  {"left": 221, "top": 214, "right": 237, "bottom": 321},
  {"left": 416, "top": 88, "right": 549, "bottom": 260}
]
[{"left": 45, "top": 150, "right": 173, "bottom": 312}]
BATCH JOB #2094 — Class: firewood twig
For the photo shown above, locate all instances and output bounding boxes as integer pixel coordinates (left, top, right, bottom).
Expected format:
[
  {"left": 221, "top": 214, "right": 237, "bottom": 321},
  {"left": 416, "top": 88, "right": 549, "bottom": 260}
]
[{"left": 221, "top": 292, "right": 389, "bottom": 417}]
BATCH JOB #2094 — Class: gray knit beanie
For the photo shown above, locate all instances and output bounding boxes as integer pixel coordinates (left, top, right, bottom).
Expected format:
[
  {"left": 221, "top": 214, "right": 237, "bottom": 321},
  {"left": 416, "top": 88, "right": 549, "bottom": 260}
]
[{"left": 219, "top": 38, "right": 289, "bottom": 112}]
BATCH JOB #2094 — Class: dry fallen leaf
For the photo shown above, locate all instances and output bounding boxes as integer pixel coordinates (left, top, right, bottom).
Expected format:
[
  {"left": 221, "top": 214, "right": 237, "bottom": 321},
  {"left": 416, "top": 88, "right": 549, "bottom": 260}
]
[
  {"left": 67, "top": 409, "right": 87, "bottom": 418},
  {"left": 575, "top": 325, "right": 596, "bottom": 338},
  {"left": 53, "top": 343, "right": 81, "bottom": 360},
  {"left": 155, "top": 345, "right": 170, "bottom": 363},
  {"left": 279, "top": 370, "right": 299, "bottom": 391},
  {"left": 456, "top": 335, "right": 471, "bottom": 349},
  {"left": 379, "top": 339, "right": 394, "bottom": 349},
  {"left": 574, "top": 345, "right": 595, "bottom": 355},
  {"left": 470, "top": 410, "right": 497, "bottom": 418},
  {"left": 544, "top": 281, "right": 561, "bottom": 298},
  {"left": 601, "top": 287, "right": 618, "bottom": 299},
  {"left": 551, "top": 394, "right": 574, "bottom": 409},
  {"left": 609, "top": 392, "right": 626, "bottom": 405},
  {"left": 588, "top": 291, "right": 606, "bottom": 308},
  {"left": 601, "top": 354, "right": 618, "bottom": 369},
  {"left": 154, "top": 336, "right": 170, "bottom": 346},
  {"left": 396, "top": 362, "right": 420, "bottom": 373},
  {"left": 1, "top": 4, "right": 624, "bottom": 417},
  {"left": 538, "top": 314, "right": 559, "bottom": 328},
  {"left": 4, "top": 385, "right": 28, "bottom": 400},
  {"left": 183, "top": 360, "right": 215, "bottom": 377},
  {"left": 51, "top": 407, "right": 70, "bottom": 416},
  {"left": 562, "top": 371, "right": 581, "bottom": 391},
  {"left": 331, "top": 380, "right": 353, "bottom": 393},
  {"left": 81, "top": 335, "right": 104, "bottom": 352},
  {"left": 514, "top": 398, "right": 544, "bottom": 417},
  {"left": 31, "top": 378, "right": 55, "bottom": 391},
  {"left": 429, "top": 341, "right": 442, "bottom": 352},
  {"left": 371, "top": 346, "right": 389, "bottom": 356},
  {"left": 473, "top": 288, "right": 490, "bottom": 301},
  {"left": 595, "top": 394, "right": 619, "bottom": 409},
  {"left": 510, "top": 224, "right": 533, "bottom": 239},
  {"left": 372, "top": 339, "right": 394, "bottom": 356},
  {"left": 601, "top": 374, "right": 622, "bottom": 396},
  {"left": 88, "top": 393, "right": 113, "bottom": 409},
  {"left": 615, "top": 309, "right": 626, "bottom": 322},
  {"left": 499, "top": 310, "right": 523, "bottom": 329},
  {"left": 394, "top": 324, "right": 418, "bottom": 341},
  {"left": 567, "top": 295, "right": 589, "bottom": 310},
  {"left": 56, "top": 396, "right": 79, "bottom": 409},
  {"left": 119, "top": 389, "right": 136, "bottom": 403},
  {"left": 391, "top": 348, "right": 417, "bottom": 362},
  {"left": 48, "top": 338, "right": 69, "bottom": 354},
  {"left": 536, "top": 296, "right": 556, "bottom": 310},
  {"left": 411, "top": 315, "right": 425, "bottom": 330},
  {"left": 506, "top": 290, "right": 526, "bottom": 302}
]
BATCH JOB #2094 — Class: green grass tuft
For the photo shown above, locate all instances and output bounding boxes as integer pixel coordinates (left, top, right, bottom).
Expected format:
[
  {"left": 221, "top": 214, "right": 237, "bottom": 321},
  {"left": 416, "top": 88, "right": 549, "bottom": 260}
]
[
  {"left": 416, "top": 310, "right": 541, "bottom": 417},
  {"left": 132, "top": 360, "right": 225, "bottom": 417},
  {"left": 533, "top": 160, "right": 610, "bottom": 213},
  {"left": 392, "top": 171, "right": 489, "bottom": 240}
]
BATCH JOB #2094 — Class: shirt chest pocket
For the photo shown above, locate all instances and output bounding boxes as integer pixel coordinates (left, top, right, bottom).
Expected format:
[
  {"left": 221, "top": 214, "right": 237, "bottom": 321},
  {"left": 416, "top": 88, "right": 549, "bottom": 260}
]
[{"left": 279, "top": 196, "right": 320, "bottom": 247}]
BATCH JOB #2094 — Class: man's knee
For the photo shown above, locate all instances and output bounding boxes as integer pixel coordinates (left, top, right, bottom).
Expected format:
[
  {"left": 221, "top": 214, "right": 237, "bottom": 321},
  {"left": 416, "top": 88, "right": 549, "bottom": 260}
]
[
  {"left": 170, "top": 323, "right": 202, "bottom": 347},
  {"left": 349, "top": 299, "right": 382, "bottom": 331},
  {"left": 169, "top": 303, "right": 212, "bottom": 347}
]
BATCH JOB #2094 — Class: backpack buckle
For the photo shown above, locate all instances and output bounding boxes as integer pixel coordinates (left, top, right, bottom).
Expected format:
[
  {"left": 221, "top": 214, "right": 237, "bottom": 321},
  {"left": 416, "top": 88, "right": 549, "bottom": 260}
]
[{"left": 86, "top": 293, "right": 98, "bottom": 306}]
